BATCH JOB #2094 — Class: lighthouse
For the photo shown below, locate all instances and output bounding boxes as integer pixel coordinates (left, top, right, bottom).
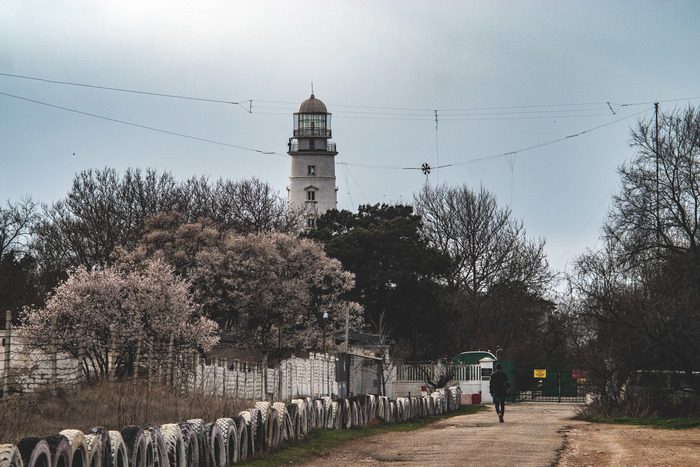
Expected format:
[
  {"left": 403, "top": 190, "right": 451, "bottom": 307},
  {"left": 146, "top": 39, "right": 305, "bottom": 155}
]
[{"left": 287, "top": 94, "right": 338, "bottom": 228}]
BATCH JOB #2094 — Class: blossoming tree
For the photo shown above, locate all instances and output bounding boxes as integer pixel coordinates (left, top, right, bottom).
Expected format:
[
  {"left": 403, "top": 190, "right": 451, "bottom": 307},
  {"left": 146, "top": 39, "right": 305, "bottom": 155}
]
[
  {"left": 19, "top": 259, "right": 219, "bottom": 379},
  {"left": 118, "top": 214, "right": 364, "bottom": 356}
]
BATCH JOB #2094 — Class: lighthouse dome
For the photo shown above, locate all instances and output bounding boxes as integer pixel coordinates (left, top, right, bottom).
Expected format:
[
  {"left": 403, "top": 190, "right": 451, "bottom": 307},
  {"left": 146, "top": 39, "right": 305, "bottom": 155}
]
[{"left": 298, "top": 94, "right": 327, "bottom": 113}]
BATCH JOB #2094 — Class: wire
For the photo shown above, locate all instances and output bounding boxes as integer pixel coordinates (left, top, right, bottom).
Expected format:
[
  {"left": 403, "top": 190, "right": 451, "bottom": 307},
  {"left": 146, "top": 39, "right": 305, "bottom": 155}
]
[
  {"left": 402, "top": 107, "right": 652, "bottom": 171},
  {"left": 3, "top": 70, "right": 698, "bottom": 118},
  {"left": 337, "top": 163, "right": 355, "bottom": 208},
  {"left": 0, "top": 91, "right": 277, "bottom": 155},
  {"left": 0, "top": 71, "right": 251, "bottom": 110},
  {"left": 337, "top": 162, "right": 370, "bottom": 205},
  {"left": 4, "top": 71, "right": 698, "bottom": 126},
  {"left": 554, "top": 180, "right": 618, "bottom": 270}
]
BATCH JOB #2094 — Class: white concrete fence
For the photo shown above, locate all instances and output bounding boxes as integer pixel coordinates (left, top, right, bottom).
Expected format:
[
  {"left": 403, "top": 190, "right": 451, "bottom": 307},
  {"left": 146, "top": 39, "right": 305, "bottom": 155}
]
[
  {"left": 184, "top": 353, "right": 336, "bottom": 402},
  {"left": 2, "top": 306, "right": 486, "bottom": 402}
]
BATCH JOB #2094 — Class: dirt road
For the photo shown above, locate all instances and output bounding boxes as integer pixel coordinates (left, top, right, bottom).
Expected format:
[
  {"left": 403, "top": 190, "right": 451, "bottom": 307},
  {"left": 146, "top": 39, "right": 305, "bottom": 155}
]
[
  {"left": 298, "top": 403, "right": 580, "bottom": 466},
  {"left": 297, "top": 403, "right": 699, "bottom": 467}
]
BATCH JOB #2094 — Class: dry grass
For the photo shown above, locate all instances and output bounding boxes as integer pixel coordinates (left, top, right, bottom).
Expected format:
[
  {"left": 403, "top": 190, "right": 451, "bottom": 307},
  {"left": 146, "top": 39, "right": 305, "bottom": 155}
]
[{"left": 0, "top": 378, "right": 250, "bottom": 444}]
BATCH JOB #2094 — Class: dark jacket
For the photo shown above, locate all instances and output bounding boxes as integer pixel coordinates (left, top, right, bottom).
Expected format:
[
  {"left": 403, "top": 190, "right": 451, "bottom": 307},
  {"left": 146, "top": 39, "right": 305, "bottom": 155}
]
[{"left": 490, "top": 369, "right": 509, "bottom": 397}]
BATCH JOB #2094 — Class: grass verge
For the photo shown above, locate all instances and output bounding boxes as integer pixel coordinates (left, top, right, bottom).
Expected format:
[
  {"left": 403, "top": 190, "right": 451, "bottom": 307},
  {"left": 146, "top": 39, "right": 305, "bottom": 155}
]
[
  {"left": 246, "top": 404, "right": 485, "bottom": 466},
  {"left": 0, "top": 379, "right": 248, "bottom": 443},
  {"left": 583, "top": 415, "right": 700, "bottom": 430}
]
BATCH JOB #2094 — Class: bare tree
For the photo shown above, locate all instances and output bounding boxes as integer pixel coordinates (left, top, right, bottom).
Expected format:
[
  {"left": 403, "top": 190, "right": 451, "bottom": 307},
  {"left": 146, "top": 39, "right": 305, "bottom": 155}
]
[
  {"left": 212, "top": 177, "right": 301, "bottom": 234},
  {"left": 0, "top": 197, "right": 38, "bottom": 258},
  {"left": 33, "top": 167, "right": 178, "bottom": 270},
  {"left": 569, "top": 106, "right": 700, "bottom": 410},
  {"left": 608, "top": 105, "right": 700, "bottom": 265},
  {"left": 414, "top": 183, "right": 551, "bottom": 297},
  {"left": 30, "top": 168, "right": 296, "bottom": 294},
  {"left": 414, "top": 183, "right": 554, "bottom": 359},
  {"left": 0, "top": 197, "right": 41, "bottom": 317}
]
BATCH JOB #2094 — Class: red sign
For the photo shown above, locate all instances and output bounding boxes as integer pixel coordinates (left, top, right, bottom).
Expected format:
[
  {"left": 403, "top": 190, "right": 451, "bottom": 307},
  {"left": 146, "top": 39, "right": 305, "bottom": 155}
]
[{"left": 572, "top": 370, "right": 585, "bottom": 379}]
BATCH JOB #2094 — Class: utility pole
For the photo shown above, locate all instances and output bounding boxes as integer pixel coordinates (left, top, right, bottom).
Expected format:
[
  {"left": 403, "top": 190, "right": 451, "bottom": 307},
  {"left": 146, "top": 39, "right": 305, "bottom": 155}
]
[
  {"left": 434, "top": 110, "right": 439, "bottom": 184},
  {"left": 655, "top": 102, "right": 660, "bottom": 249}
]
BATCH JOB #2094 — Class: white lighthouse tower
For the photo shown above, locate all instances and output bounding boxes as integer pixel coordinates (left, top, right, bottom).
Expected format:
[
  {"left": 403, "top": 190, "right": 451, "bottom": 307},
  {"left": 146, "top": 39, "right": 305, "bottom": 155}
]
[{"left": 287, "top": 94, "right": 338, "bottom": 228}]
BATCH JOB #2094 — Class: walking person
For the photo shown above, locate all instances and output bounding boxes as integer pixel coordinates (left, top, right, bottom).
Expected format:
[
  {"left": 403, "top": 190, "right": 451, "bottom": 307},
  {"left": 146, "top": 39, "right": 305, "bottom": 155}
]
[{"left": 490, "top": 363, "right": 510, "bottom": 422}]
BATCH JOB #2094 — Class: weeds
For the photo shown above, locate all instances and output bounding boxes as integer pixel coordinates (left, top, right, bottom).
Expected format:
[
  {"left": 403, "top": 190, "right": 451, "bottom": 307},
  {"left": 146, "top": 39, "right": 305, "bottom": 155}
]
[
  {"left": 575, "top": 390, "right": 700, "bottom": 430},
  {"left": 582, "top": 415, "right": 700, "bottom": 430},
  {"left": 0, "top": 378, "right": 249, "bottom": 443}
]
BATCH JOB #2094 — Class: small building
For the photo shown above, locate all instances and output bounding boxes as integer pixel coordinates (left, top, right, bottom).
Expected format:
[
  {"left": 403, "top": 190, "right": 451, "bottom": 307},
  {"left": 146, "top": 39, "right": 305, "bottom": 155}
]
[{"left": 452, "top": 350, "right": 497, "bottom": 365}]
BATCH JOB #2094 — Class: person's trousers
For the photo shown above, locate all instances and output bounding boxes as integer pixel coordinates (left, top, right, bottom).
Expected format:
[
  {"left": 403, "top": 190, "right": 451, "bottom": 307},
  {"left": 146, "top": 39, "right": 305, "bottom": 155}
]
[{"left": 493, "top": 395, "right": 505, "bottom": 415}]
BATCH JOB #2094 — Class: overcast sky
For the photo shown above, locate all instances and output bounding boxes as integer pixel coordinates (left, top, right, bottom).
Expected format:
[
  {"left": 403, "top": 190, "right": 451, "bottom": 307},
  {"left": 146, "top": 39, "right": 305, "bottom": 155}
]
[{"left": 2, "top": 0, "right": 699, "bottom": 278}]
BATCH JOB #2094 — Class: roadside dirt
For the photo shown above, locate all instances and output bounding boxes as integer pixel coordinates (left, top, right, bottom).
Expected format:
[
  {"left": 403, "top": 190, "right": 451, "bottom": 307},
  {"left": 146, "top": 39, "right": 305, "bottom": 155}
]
[
  {"left": 296, "top": 403, "right": 699, "bottom": 467},
  {"left": 558, "top": 421, "right": 700, "bottom": 466}
]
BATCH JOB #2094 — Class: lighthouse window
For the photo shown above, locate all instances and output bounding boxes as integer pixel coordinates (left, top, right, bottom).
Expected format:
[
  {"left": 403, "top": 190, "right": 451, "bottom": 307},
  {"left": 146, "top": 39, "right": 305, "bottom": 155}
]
[
  {"left": 307, "top": 190, "right": 316, "bottom": 201},
  {"left": 307, "top": 218, "right": 316, "bottom": 228},
  {"left": 308, "top": 165, "right": 316, "bottom": 175},
  {"left": 297, "top": 114, "right": 329, "bottom": 137}
]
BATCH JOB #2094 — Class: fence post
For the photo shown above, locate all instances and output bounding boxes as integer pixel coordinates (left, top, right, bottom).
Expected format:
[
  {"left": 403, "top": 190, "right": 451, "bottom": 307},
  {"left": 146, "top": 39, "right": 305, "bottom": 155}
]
[
  {"left": 262, "top": 355, "right": 268, "bottom": 401},
  {"left": 276, "top": 363, "right": 281, "bottom": 402},
  {"left": 148, "top": 338, "right": 154, "bottom": 389},
  {"left": 2, "top": 310, "right": 12, "bottom": 397},
  {"left": 134, "top": 331, "right": 143, "bottom": 379},
  {"left": 109, "top": 324, "right": 117, "bottom": 381},
  {"left": 211, "top": 357, "right": 218, "bottom": 396},
  {"left": 222, "top": 358, "right": 228, "bottom": 396},
  {"left": 243, "top": 365, "right": 248, "bottom": 403},
  {"left": 51, "top": 315, "right": 58, "bottom": 396},
  {"left": 200, "top": 356, "right": 205, "bottom": 393},
  {"left": 166, "top": 334, "right": 174, "bottom": 386},
  {"left": 234, "top": 360, "right": 239, "bottom": 399},
  {"left": 190, "top": 351, "right": 197, "bottom": 391},
  {"left": 310, "top": 355, "right": 315, "bottom": 399},
  {"left": 77, "top": 314, "right": 86, "bottom": 383}
]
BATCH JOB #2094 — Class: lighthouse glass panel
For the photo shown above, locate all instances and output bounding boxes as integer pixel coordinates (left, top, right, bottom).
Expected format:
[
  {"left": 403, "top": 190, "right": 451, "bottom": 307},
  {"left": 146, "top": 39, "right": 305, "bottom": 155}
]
[{"left": 295, "top": 113, "right": 331, "bottom": 137}]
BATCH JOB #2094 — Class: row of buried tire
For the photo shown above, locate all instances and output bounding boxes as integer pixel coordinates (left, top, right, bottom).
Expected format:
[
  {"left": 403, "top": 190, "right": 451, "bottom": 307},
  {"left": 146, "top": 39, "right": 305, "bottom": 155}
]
[{"left": 0, "top": 387, "right": 463, "bottom": 467}]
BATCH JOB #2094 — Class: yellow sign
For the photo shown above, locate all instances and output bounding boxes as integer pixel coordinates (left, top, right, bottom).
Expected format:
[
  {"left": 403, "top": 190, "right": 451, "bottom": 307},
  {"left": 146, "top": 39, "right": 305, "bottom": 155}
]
[{"left": 534, "top": 369, "right": 547, "bottom": 378}]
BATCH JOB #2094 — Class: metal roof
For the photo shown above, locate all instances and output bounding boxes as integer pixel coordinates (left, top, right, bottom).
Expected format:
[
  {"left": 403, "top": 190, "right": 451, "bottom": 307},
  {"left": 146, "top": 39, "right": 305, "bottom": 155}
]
[{"left": 298, "top": 93, "right": 328, "bottom": 113}]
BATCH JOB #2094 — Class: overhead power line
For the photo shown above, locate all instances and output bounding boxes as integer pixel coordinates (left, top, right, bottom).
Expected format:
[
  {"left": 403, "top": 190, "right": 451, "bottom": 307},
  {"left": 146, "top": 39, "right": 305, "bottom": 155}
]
[
  {"left": 0, "top": 91, "right": 276, "bottom": 155},
  {"left": 3, "top": 71, "right": 697, "bottom": 122},
  {"left": 0, "top": 71, "right": 252, "bottom": 111},
  {"left": 398, "top": 107, "right": 652, "bottom": 172},
  {"left": 2, "top": 71, "right": 698, "bottom": 169}
]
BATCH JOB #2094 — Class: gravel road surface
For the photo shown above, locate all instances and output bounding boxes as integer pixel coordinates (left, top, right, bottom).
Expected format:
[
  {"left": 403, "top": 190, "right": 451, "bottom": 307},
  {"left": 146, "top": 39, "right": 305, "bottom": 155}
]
[
  {"left": 296, "top": 402, "right": 699, "bottom": 466},
  {"left": 298, "top": 402, "right": 581, "bottom": 466}
]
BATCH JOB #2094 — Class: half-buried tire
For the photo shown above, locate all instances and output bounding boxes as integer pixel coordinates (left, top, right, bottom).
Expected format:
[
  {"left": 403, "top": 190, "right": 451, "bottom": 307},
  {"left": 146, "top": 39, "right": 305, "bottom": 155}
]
[
  {"left": 232, "top": 417, "right": 247, "bottom": 464},
  {"left": 88, "top": 429, "right": 110, "bottom": 467},
  {"left": 139, "top": 431, "right": 153, "bottom": 467},
  {"left": 58, "top": 431, "right": 88, "bottom": 467},
  {"left": 119, "top": 427, "right": 146, "bottom": 467},
  {"left": 184, "top": 420, "right": 206, "bottom": 467},
  {"left": 0, "top": 444, "right": 23, "bottom": 467},
  {"left": 143, "top": 427, "right": 166, "bottom": 467},
  {"left": 176, "top": 423, "right": 197, "bottom": 467},
  {"left": 266, "top": 409, "right": 281, "bottom": 451},
  {"left": 83, "top": 435, "right": 102, "bottom": 467},
  {"left": 158, "top": 425, "right": 184, "bottom": 467},
  {"left": 16, "top": 437, "right": 50, "bottom": 467},
  {"left": 214, "top": 419, "right": 237, "bottom": 465},
  {"left": 106, "top": 433, "right": 127, "bottom": 467},
  {"left": 44, "top": 436, "right": 70, "bottom": 467},
  {"left": 202, "top": 424, "right": 224, "bottom": 467}
]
